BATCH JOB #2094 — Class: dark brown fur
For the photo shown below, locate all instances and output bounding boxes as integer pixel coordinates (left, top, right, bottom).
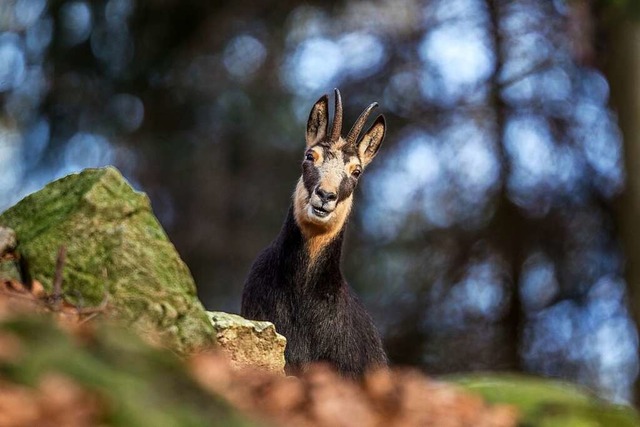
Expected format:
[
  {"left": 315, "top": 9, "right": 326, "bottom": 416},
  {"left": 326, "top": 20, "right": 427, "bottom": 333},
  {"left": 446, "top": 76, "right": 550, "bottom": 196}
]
[{"left": 241, "top": 89, "right": 387, "bottom": 377}]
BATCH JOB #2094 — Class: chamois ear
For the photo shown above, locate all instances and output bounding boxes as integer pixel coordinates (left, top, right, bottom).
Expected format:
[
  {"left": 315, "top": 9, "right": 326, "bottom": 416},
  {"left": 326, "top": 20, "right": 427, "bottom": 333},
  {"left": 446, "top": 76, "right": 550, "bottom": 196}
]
[
  {"left": 358, "top": 115, "right": 386, "bottom": 167},
  {"left": 306, "top": 94, "right": 329, "bottom": 148}
]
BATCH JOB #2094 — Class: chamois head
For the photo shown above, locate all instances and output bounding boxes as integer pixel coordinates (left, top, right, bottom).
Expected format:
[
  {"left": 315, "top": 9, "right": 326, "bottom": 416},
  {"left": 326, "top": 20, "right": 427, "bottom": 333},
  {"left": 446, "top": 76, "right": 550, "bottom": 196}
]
[{"left": 294, "top": 89, "right": 386, "bottom": 238}]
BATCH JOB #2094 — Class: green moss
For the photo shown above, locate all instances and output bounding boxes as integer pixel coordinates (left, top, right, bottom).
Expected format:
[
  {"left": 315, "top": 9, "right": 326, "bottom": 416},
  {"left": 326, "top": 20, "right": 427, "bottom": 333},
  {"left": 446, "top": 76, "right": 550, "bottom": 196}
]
[
  {"left": 0, "top": 167, "right": 214, "bottom": 353},
  {"left": 451, "top": 374, "right": 640, "bottom": 427},
  {"left": 0, "top": 259, "right": 21, "bottom": 282}
]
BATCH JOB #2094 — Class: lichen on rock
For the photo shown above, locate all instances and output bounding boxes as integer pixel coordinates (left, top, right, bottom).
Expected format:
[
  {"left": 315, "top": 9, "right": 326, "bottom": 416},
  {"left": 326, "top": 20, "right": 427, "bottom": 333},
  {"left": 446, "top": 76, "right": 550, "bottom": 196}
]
[{"left": 0, "top": 167, "right": 214, "bottom": 353}]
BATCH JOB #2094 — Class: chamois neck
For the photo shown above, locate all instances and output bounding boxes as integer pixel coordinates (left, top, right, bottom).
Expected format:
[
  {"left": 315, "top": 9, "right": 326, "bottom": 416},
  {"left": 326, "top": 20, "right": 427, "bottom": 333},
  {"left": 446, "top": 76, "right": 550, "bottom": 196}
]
[
  {"left": 291, "top": 178, "right": 352, "bottom": 264},
  {"left": 278, "top": 207, "right": 345, "bottom": 282}
]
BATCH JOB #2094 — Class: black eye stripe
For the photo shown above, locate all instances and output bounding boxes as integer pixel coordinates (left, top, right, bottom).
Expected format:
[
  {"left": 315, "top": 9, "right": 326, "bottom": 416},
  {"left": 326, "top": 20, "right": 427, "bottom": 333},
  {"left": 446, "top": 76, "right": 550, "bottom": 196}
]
[
  {"left": 302, "top": 162, "right": 319, "bottom": 195},
  {"left": 337, "top": 175, "right": 357, "bottom": 202}
]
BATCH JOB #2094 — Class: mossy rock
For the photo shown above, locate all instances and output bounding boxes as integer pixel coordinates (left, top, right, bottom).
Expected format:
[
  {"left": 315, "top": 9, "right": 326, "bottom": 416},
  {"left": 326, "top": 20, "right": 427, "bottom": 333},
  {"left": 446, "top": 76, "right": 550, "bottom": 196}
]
[
  {"left": 0, "top": 167, "right": 214, "bottom": 353},
  {"left": 452, "top": 374, "right": 640, "bottom": 427}
]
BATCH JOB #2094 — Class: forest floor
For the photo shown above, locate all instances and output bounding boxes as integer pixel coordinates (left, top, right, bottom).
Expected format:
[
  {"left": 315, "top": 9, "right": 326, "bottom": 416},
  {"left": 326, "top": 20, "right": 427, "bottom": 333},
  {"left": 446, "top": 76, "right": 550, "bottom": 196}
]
[{"left": 0, "top": 275, "right": 518, "bottom": 427}]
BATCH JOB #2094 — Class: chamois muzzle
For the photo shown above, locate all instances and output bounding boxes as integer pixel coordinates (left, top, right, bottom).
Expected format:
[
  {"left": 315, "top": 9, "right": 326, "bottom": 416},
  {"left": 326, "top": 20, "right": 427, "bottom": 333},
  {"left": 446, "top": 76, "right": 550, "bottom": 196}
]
[
  {"left": 310, "top": 186, "right": 338, "bottom": 219},
  {"left": 315, "top": 188, "right": 337, "bottom": 203}
]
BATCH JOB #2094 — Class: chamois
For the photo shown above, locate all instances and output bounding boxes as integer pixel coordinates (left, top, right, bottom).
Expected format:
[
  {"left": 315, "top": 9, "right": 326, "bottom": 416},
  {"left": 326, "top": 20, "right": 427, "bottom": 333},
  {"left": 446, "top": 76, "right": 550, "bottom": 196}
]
[{"left": 241, "top": 89, "right": 387, "bottom": 377}]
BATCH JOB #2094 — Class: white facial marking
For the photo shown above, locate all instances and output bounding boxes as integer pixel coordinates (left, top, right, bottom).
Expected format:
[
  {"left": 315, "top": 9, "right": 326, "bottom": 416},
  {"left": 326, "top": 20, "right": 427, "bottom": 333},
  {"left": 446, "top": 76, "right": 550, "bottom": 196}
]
[{"left": 308, "top": 150, "right": 345, "bottom": 218}]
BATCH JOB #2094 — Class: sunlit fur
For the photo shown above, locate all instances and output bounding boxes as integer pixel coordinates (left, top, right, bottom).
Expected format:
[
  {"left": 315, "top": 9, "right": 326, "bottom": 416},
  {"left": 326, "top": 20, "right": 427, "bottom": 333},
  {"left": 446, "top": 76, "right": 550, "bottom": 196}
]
[
  {"left": 294, "top": 178, "right": 353, "bottom": 263},
  {"left": 241, "top": 90, "right": 387, "bottom": 378}
]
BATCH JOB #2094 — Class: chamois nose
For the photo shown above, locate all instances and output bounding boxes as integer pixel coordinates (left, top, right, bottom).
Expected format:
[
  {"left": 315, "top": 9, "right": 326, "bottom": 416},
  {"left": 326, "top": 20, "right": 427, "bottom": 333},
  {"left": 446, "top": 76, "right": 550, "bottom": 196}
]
[{"left": 315, "top": 187, "right": 337, "bottom": 203}]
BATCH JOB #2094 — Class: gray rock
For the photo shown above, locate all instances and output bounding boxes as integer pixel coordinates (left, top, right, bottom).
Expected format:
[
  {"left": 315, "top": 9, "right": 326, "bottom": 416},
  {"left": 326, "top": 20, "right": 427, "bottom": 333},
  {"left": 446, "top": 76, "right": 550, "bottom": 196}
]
[
  {"left": 0, "top": 226, "right": 16, "bottom": 257},
  {"left": 208, "top": 311, "right": 286, "bottom": 373}
]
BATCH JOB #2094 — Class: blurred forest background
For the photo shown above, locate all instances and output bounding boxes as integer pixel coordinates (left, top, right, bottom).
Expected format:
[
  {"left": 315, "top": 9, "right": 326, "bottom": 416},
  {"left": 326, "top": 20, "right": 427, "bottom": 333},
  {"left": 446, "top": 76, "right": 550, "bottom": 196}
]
[{"left": 2, "top": 0, "right": 640, "bottom": 404}]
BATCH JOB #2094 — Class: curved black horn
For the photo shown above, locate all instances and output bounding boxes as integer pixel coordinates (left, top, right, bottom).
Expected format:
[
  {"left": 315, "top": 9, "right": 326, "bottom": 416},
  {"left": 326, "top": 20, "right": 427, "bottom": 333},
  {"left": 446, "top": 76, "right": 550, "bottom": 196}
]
[
  {"left": 329, "top": 88, "right": 343, "bottom": 143},
  {"left": 346, "top": 102, "right": 378, "bottom": 146}
]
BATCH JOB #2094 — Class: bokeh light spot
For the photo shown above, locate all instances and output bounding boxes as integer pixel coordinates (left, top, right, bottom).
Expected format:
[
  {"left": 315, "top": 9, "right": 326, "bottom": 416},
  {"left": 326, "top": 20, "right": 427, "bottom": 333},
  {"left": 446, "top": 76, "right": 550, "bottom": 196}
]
[
  {"left": 14, "top": 0, "right": 46, "bottom": 28},
  {"left": 59, "top": 1, "right": 93, "bottom": 46},
  {"left": 283, "top": 37, "right": 342, "bottom": 93},
  {"left": 0, "top": 33, "right": 26, "bottom": 92},
  {"left": 223, "top": 35, "right": 267, "bottom": 81},
  {"left": 108, "top": 93, "right": 144, "bottom": 133},
  {"left": 419, "top": 22, "right": 493, "bottom": 101},
  {"left": 63, "top": 132, "right": 114, "bottom": 171},
  {"left": 338, "top": 32, "right": 385, "bottom": 78}
]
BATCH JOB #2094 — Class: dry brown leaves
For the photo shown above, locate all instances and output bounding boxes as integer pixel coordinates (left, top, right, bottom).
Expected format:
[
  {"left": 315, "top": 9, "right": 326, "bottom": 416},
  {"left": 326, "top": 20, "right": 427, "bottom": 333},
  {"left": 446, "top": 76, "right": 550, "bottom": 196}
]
[
  {"left": 0, "top": 279, "right": 108, "bottom": 427},
  {"left": 0, "top": 375, "right": 104, "bottom": 427},
  {"left": 0, "top": 279, "right": 108, "bottom": 334},
  {"left": 190, "top": 352, "right": 519, "bottom": 427},
  {"left": 0, "top": 247, "right": 517, "bottom": 427}
]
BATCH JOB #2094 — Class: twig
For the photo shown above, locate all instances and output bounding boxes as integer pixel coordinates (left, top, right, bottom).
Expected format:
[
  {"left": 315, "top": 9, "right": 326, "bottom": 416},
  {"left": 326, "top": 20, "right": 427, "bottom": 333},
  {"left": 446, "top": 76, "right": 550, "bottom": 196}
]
[
  {"left": 498, "top": 59, "right": 555, "bottom": 89},
  {"left": 52, "top": 245, "right": 67, "bottom": 309},
  {"left": 77, "top": 312, "right": 102, "bottom": 325},
  {"left": 74, "top": 293, "right": 110, "bottom": 315}
]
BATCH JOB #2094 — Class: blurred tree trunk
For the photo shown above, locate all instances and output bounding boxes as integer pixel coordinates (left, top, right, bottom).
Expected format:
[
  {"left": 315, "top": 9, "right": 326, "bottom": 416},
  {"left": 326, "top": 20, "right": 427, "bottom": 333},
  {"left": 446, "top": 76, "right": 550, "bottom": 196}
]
[
  {"left": 486, "top": 0, "right": 523, "bottom": 371},
  {"left": 597, "top": 5, "right": 640, "bottom": 403}
]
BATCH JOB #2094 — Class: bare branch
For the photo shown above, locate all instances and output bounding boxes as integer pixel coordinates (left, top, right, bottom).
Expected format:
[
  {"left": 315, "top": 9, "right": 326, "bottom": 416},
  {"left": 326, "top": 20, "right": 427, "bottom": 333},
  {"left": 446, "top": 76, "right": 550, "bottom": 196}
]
[
  {"left": 52, "top": 246, "right": 67, "bottom": 309},
  {"left": 499, "top": 59, "right": 556, "bottom": 89}
]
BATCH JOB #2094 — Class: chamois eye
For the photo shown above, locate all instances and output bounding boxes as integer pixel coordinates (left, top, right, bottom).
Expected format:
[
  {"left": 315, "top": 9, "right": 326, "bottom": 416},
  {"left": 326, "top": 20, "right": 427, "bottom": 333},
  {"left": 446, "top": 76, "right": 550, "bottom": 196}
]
[
  {"left": 352, "top": 168, "right": 362, "bottom": 178},
  {"left": 305, "top": 152, "right": 314, "bottom": 162}
]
